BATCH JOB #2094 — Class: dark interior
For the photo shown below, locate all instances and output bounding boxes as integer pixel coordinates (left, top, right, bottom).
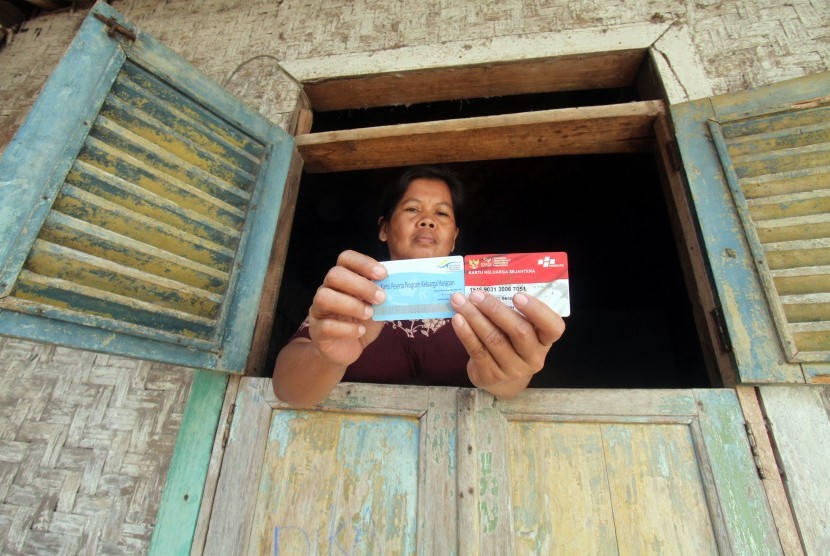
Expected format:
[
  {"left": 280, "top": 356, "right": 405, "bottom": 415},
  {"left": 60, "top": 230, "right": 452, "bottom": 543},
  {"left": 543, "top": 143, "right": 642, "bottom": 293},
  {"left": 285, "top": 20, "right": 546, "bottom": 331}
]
[{"left": 266, "top": 89, "right": 711, "bottom": 389}]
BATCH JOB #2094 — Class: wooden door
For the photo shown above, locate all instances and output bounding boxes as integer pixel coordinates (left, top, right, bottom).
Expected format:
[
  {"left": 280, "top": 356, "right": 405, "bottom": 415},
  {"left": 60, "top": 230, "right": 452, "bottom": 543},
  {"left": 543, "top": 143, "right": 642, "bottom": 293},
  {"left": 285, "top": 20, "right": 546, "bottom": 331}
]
[
  {"left": 204, "top": 382, "right": 780, "bottom": 555},
  {"left": 459, "top": 388, "right": 780, "bottom": 555},
  {"left": 204, "top": 379, "right": 457, "bottom": 555}
]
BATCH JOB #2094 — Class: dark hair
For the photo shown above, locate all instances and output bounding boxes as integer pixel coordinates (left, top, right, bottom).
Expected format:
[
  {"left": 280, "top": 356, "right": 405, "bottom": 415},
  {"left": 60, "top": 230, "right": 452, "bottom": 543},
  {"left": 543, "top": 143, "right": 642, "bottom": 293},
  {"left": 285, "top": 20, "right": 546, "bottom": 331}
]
[{"left": 378, "top": 165, "right": 465, "bottom": 228}]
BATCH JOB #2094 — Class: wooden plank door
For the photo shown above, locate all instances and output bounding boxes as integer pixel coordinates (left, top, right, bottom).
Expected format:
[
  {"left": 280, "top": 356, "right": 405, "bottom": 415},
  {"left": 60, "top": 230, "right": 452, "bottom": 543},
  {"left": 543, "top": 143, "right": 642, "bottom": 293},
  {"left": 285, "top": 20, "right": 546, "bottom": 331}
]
[
  {"left": 203, "top": 383, "right": 781, "bottom": 555},
  {"left": 459, "top": 388, "right": 782, "bottom": 555},
  {"left": 204, "top": 379, "right": 457, "bottom": 555}
]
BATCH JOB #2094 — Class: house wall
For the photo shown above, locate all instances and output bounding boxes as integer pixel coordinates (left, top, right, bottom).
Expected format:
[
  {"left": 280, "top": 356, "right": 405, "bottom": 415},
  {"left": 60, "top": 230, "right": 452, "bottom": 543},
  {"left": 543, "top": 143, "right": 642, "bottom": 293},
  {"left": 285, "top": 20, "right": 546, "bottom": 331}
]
[{"left": 0, "top": 0, "right": 828, "bottom": 553}]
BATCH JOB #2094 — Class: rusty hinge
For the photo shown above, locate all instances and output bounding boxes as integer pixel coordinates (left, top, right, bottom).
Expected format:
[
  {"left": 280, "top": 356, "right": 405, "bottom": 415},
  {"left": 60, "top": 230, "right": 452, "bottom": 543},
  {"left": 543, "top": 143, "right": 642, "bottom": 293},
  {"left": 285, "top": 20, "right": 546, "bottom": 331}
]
[
  {"left": 93, "top": 12, "right": 136, "bottom": 43},
  {"left": 221, "top": 403, "right": 236, "bottom": 449},
  {"left": 744, "top": 422, "right": 767, "bottom": 480},
  {"left": 711, "top": 306, "right": 733, "bottom": 354}
]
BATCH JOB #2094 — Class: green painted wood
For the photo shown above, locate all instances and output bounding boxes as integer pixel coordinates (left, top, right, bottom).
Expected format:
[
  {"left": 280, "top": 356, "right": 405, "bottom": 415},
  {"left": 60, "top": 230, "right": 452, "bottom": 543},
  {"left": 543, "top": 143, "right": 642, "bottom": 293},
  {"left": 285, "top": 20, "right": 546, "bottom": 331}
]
[
  {"left": 0, "top": 308, "right": 220, "bottom": 367},
  {"left": 149, "top": 370, "right": 229, "bottom": 556},
  {"left": 205, "top": 381, "right": 457, "bottom": 555},
  {"left": 87, "top": 115, "right": 252, "bottom": 208},
  {"left": 693, "top": 389, "right": 781, "bottom": 554},
  {"left": 25, "top": 239, "right": 222, "bottom": 318},
  {"left": 66, "top": 159, "right": 240, "bottom": 252},
  {"left": 471, "top": 389, "right": 782, "bottom": 553},
  {"left": 78, "top": 137, "right": 247, "bottom": 229},
  {"left": 673, "top": 72, "right": 830, "bottom": 376},
  {"left": 214, "top": 130, "right": 293, "bottom": 372},
  {"left": 671, "top": 97, "right": 804, "bottom": 383},
  {"left": 709, "top": 102, "right": 830, "bottom": 362},
  {"left": 118, "top": 60, "right": 266, "bottom": 160},
  {"left": 109, "top": 68, "right": 261, "bottom": 172},
  {"left": 0, "top": 2, "right": 294, "bottom": 372},
  {"left": 39, "top": 212, "right": 230, "bottom": 294},
  {"left": 710, "top": 72, "right": 830, "bottom": 122},
  {"left": 10, "top": 270, "right": 217, "bottom": 341},
  {"left": 99, "top": 92, "right": 258, "bottom": 187},
  {"left": 0, "top": 2, "right": 124, "bottom": 295},
  {"left": 52, "top": 183, "right": 236, "bottom": 271}
]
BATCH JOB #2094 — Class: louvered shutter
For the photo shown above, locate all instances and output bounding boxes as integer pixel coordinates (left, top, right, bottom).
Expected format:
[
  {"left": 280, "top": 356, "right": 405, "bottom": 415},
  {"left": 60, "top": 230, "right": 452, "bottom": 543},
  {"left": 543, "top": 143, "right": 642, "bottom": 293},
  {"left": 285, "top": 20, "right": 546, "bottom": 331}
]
[
  {"left": 0, "top": 3, "right": 293, "bottom": 372},
  {"left": 673, "top": 71, "right": 830, "bottom": 383}
]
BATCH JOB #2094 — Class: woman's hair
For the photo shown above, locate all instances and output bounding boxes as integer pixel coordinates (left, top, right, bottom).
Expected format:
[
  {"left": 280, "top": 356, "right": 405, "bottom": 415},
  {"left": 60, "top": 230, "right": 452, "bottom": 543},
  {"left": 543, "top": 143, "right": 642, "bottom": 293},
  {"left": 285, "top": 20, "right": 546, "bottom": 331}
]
[{"left": 378, "top": 165, "right": 465, "bottom": 228}]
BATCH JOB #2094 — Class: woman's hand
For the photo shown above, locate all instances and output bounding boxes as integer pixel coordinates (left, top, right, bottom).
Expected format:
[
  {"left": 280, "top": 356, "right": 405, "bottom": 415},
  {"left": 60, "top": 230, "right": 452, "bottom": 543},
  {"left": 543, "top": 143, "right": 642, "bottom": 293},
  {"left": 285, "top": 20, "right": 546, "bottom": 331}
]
[
  {"left": 273, "top": 250, "right": 387, "bottom": 407},
  {"left": 307, "top": 250, "right": 388, "bottom": 367},
  {"left": 450, "top": 290, "right": 565, "bottom": 398}
]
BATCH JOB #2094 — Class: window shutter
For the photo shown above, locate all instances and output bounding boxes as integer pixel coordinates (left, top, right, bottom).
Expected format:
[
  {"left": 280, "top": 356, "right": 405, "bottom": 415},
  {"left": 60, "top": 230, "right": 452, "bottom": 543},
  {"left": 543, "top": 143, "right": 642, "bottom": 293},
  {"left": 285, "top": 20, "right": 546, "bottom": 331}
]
[
  {"left": 0, "top": 3, "right": 294, "bottom": 373},
  {"left": 672, "top": 72, "right": 830, "bottom": 383}
]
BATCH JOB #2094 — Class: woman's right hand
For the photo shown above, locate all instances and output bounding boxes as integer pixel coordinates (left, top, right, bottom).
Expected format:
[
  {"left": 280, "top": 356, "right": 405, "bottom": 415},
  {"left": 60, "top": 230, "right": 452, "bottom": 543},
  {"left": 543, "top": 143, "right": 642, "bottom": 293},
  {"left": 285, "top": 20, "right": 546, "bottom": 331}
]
[{"left": 306, "top": 250, "right": 388, "bottom": 367}]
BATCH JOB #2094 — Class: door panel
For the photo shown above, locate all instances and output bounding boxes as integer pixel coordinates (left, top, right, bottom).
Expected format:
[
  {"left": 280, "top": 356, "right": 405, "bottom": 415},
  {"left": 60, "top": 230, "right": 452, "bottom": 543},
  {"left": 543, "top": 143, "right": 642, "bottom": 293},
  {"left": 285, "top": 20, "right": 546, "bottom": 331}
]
[
  {"left": 205, "top": 383, "right": 781, "bottom": 555},
  {"left": 205, "top": 379, "right": 457, "bottom": 555},
  {"left": 251, "top": 410, "right": 420, "bottom": 553},
  {"left": 463, "top": 388, "right": 780, "bottom": 555}
]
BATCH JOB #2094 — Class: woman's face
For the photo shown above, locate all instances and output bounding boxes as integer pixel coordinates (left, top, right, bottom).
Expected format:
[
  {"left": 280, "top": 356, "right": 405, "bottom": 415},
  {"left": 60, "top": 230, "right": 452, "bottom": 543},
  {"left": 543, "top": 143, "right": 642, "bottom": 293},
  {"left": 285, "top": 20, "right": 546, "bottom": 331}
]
[{"left": 379, "top": 178, "right": 459, "bottom": 261}]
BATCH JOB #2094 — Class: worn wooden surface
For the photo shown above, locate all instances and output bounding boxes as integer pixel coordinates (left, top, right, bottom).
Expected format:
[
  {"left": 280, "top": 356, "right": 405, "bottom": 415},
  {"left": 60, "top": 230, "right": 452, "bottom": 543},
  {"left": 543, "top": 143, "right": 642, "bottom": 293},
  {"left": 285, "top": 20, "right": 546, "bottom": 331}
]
[
  {"left": 244, "top": 99, "right": 312, "bottom": 376},
  {"left": 654, "top": 114, "right": 734, "bottom": 387},
  {"left": 0, "top": 2, "right": 294, "bottom": 373},
  {"left": 735, "top": 387, "right": 804, "bottom": 555},
  {"left": 492, "top": 388, "right": 780, "bottom": 555},
  {"left": 760, "top": 385, "right": 830, "bottom": 554},
  {"left": 709, "top": 92, "right": 830, "bottom": 362},
  {"left": 303, "top": 50, "right": 646, "bottom": 111},
  {"left": 205, "top": 380, "right": 457, "bottom": 555},
  {"left": 672, "top": 95, "right": 805, "bottom": 384},
  {"left": 297, "top": 101, "right": 663, "bottom": 173},
  {"left": 202, "top": 383, "right": 782, "bottom": 555},
  {"left": 190, "top": 375, "right": 241, "bottom": 555},
  {"left": 148, "top": 370, "right": 227, "bottom": 556}
]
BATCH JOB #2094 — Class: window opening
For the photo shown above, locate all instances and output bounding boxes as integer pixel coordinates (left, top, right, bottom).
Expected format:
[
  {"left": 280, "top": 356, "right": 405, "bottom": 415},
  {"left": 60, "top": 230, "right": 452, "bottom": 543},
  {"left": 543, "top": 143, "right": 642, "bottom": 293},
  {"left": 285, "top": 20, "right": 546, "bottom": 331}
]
[
  {"left": 311, "top": 86, "right": 639, "bottom": 132},
  {"left": 268, "top": 146, "right": 710, "bottom": 389}
]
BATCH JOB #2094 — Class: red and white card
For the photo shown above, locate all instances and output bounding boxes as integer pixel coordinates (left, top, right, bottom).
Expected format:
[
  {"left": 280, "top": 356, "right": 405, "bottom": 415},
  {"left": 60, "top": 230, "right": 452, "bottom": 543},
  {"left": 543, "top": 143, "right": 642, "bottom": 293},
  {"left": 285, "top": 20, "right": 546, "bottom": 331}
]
[{"left": 464, "top": 252, "right": 570, "bottom": 317}]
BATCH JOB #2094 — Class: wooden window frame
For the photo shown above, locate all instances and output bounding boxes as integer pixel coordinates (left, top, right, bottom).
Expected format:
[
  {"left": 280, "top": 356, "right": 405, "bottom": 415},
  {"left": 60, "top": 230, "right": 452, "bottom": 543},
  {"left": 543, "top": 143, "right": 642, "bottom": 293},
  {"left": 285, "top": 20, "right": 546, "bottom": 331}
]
[{"left": 247, "top": 52, "right": 733, "bottom": 389}]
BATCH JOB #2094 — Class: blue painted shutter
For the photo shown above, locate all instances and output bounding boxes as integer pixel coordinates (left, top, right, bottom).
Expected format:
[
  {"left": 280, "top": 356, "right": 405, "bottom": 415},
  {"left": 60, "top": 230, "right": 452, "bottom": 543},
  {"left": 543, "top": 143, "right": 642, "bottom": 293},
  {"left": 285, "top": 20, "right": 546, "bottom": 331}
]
[
  {"left": 0, "top": 3, "right": 293, "bottom": 373},
  {"left": 673, "top": 72, "right": 830, "bottom": 383}
]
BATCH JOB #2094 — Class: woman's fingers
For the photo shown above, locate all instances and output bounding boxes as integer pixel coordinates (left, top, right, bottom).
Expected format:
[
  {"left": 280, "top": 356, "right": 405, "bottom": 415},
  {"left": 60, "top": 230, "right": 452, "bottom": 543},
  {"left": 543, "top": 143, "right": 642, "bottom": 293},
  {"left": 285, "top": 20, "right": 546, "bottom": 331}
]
[
  {"left": 336, "top": 250, "right": 388, "bottom": 282},
  {"left": 311, "top": 250, "right": 388, "bottom": 324},
  {"left": 451, "top": 292, "right": 523, "bottom": 383},
  {"left": 310, "top": 286, "right": 374, "bottom": 322},
  {"left": 512, "top": 292, "right": 566, "bottom": 347},
  {"left": 451, "top": 290, "right": 565, "bottom": 384}
]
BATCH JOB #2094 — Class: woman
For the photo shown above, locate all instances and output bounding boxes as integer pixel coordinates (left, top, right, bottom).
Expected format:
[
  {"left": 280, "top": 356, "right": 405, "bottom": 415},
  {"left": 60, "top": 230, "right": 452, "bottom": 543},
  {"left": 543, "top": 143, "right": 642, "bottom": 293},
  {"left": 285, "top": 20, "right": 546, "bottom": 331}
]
[{"left": 273, "top": 166, "right": 565, "bottom": 407}]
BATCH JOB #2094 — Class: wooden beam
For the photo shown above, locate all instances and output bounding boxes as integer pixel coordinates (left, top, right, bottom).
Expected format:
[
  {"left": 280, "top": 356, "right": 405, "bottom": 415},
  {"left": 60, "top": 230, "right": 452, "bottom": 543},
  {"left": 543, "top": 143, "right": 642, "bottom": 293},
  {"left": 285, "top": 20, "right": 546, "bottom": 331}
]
[
  {"left": 245, "top": 103, "right": 313, "bottom": 377},
  {"left": 735, "top": 386, "right": 805, "bottom": 556},
  {"left": 653, "top": 114, "right": 735, "bottom": 387},
  {"left": 303, "top": 50, "right": 647, "bottom": 111},
  {"left": 297, "top": 100, "right": 664, "bottom": 173}
]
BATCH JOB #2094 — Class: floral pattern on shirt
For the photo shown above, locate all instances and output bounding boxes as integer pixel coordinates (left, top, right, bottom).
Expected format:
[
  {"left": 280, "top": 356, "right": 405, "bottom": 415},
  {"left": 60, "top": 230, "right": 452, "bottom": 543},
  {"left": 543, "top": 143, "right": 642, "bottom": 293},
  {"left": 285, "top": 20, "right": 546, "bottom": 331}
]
[
  {"left": 390, "top": 318, "right": 449, "bottom": 338},
  {"left": 296, "top": 318, "right": 450, "bottom": 339}
]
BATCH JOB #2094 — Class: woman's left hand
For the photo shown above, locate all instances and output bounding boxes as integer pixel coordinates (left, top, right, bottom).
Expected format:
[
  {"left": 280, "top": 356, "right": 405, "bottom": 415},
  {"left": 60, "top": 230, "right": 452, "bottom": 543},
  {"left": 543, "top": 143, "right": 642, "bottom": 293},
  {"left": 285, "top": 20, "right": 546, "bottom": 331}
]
[{"left": 450, "top": 290, "right": 565, "bottom": 398}]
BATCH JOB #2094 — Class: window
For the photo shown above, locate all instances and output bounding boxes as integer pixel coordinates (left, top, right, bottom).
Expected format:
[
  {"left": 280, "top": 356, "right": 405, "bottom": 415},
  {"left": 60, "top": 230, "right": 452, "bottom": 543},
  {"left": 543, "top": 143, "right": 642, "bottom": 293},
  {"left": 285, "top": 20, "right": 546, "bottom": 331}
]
[
  {"left": 673, "top": 70, "right": 830, "bottom": 384},
  {"left": 0, "top": 2, "right": 293, "bottom": 373},
  {"left": 266, "top": 66, "right": 722, "bottom": 388}
]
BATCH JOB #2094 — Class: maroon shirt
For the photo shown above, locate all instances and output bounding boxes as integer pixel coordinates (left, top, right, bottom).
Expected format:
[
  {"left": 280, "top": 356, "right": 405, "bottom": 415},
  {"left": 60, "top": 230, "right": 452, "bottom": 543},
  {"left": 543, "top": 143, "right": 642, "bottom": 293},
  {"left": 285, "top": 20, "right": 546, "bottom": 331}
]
[{"left": 291, "top": 318, "right": 473, "bottom": 387}]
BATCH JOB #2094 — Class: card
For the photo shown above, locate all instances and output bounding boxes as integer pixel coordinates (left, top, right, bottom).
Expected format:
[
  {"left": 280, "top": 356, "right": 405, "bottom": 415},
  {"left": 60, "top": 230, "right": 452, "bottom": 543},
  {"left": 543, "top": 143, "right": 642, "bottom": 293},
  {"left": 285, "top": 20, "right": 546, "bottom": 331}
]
[
  {"left": 464, "top": 252, "right": 570, "bottom": 317},
  {"left": 372, "top": 256, "right": 465, "bottom": 321}
]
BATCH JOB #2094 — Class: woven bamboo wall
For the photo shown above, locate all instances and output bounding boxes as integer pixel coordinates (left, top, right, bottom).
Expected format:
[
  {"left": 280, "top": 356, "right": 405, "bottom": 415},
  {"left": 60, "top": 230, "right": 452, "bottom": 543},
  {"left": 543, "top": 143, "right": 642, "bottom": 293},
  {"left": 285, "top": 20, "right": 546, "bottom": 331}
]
[{"left": 0, "top": 337, "right": 191, "bottom": 553}]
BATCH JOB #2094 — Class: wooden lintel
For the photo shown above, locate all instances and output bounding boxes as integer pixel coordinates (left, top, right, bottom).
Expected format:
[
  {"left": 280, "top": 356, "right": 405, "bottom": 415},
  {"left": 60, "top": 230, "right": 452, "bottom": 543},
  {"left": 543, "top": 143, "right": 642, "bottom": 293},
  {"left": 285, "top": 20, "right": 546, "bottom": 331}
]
[
  {"left": 303, "top": 50, "right": 647, "bottom": 111},
  {"left": 297, "top": 100, "right": 665, "bottom": 173}
]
